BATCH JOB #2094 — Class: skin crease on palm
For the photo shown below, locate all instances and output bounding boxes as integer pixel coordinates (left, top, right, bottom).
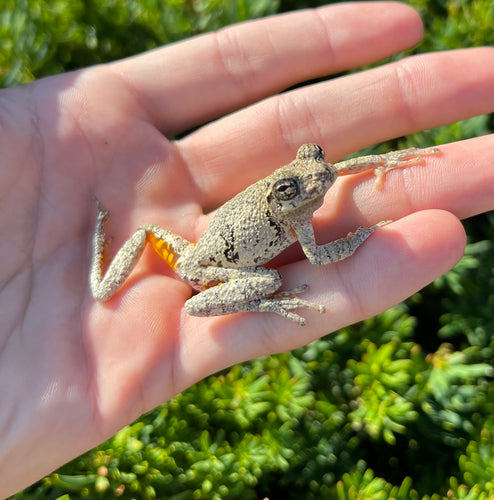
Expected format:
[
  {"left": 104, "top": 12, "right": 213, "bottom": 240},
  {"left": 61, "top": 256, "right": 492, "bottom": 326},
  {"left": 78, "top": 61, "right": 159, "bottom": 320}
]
[{"left": 1, "top": 2, "right": 494, "bottom": 497}]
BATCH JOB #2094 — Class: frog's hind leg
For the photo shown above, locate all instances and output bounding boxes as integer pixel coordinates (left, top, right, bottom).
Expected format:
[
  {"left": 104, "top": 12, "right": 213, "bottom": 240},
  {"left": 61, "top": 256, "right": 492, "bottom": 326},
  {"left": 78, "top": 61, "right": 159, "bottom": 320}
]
[
  {"left": 184, "top": 267, "right": 325, "bottom": 326},
  {"left": 90, "top": 201, "right": 192, "bottom": 301}
]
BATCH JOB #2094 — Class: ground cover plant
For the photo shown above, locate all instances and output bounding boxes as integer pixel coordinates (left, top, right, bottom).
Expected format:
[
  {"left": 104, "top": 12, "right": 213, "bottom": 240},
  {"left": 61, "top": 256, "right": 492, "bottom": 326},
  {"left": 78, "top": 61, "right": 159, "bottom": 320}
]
[{"left": 3, "top": 0, "right": 494, "bottom": 498}]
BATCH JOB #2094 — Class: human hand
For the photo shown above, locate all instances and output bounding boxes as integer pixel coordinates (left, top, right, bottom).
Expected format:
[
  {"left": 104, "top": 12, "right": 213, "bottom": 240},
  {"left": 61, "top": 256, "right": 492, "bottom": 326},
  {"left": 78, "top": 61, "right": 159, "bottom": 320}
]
[{"left": 2, "top": 2, "right": 494, "bottom": 496}]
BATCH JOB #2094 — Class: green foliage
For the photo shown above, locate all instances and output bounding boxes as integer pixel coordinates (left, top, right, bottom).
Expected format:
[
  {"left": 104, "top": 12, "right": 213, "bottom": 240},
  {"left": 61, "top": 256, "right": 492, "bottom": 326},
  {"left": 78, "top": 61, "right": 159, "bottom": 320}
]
[
  {"left": 15, "top": 301, "right": 494, "bottom": 499},
  {"left": 6, "top": 0, "right": 494, "bottom": 499},
  {"left": 0, "top": 0, "right": 279, "bottom": 87},
  {"left": 417, "top": 0, "right": 494, "bottom": 50},
  {"left": 459, "top": 416, "right": 494, "bottom": 491},
  {"left": 336, "top": 460, "right": 419, "bottom": 500}
]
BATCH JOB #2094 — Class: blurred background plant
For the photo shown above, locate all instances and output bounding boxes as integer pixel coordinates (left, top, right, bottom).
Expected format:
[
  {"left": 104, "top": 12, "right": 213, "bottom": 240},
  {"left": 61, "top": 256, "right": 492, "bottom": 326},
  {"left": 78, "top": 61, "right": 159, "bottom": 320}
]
[{"left": 3, "top": 0, "right": 494, "bottom": 498}]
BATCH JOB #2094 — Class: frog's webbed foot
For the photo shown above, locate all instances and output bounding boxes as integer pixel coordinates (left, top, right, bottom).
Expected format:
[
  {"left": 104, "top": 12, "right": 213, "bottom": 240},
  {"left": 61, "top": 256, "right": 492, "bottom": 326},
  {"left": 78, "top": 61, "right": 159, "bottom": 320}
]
[{"left": 257, "top": 285, "right": 326, "bottom": 326}]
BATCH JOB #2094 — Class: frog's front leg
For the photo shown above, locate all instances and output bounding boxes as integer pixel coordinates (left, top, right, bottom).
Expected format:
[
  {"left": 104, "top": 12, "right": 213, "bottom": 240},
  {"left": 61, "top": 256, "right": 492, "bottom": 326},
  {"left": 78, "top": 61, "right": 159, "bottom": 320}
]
[
  {"left": 293, "top": 219, "right": 389, "bottom": 267},
  {"left": 90, "top": 200, "right": 192, "bottom": 301},
  {"left": 335, "top": 147, "right": 439, "bottom": 189},
  {"left": 182, "top": 265, "right": 325, "bottom": 326}
]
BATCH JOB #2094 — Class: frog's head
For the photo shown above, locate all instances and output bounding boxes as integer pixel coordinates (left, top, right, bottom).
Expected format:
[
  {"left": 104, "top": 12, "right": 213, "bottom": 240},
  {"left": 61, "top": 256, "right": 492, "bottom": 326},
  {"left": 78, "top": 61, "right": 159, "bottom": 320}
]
[{"left": 266, "top": 143, "right": 337, "bottom": 216}]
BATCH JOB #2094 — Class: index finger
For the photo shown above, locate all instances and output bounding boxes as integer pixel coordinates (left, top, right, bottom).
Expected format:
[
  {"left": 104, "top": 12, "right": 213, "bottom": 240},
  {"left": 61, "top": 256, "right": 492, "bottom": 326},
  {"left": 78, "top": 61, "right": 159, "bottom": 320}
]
[{"left": 111, "top": 2, "right": 423, "bottom": 135}]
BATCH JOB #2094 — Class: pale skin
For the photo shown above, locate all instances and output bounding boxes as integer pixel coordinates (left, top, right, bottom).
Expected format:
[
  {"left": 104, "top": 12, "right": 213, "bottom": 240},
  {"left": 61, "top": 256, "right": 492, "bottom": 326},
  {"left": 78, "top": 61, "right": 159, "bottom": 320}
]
[{"left": 2, "top": 2, "right": 494, "bottom": 497}]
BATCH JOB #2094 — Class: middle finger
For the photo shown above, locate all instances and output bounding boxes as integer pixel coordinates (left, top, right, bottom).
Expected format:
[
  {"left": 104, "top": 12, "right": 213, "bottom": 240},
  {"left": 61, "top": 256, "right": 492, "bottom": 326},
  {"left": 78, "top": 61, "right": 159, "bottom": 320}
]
[{"left": 180, "top": 47, "right": 494, "bottom": 208}]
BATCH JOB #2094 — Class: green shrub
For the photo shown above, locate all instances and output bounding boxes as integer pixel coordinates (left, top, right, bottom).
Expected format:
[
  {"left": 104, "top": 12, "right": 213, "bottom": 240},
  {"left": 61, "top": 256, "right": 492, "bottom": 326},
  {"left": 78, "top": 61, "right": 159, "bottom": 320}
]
[{"left": 0, "top": 0, "right": 279, "bottom": 87}]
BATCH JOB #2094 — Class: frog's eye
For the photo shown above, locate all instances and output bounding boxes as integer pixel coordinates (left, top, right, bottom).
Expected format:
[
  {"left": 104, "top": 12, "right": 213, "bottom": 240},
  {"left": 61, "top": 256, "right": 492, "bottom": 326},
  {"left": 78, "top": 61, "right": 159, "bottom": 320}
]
[{"left": 273, "top": 178, "right": 299, "bottom": 201}]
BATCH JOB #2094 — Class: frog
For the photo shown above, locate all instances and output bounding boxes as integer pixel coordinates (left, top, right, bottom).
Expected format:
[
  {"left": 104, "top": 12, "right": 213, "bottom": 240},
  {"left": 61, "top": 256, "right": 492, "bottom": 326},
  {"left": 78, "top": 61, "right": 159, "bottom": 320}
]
[{"left": 90, "top": 143, "right": 439, "bottom": 325}]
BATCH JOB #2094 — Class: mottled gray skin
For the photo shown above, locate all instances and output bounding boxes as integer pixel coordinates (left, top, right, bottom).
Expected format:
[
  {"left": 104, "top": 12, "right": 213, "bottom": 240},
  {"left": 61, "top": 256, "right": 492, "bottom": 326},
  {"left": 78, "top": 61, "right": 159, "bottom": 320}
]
[{"left": 90, "top": 143, "right": 438, "bottom": 325}]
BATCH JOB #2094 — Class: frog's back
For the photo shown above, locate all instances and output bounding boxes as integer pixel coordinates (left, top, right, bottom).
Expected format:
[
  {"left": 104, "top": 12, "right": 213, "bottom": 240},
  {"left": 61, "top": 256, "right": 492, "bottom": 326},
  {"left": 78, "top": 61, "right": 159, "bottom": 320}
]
[{"left": 194, "top": 181, "right": 295, "bottom": 268}]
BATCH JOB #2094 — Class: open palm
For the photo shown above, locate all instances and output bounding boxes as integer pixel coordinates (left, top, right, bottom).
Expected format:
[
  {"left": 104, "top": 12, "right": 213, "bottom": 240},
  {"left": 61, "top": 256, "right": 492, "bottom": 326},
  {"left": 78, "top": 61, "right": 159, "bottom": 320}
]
[{"left": 2, "top": 2, "right": 494, "bottom": 496}]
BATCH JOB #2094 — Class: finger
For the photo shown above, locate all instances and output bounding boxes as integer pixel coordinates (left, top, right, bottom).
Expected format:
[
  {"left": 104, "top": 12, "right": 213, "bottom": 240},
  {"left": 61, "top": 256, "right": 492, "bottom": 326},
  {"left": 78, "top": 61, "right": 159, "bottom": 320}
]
[
  {"left": 180, "top": 47, "right": 494, "bottom": 208},
  {"left": 176, "top": 209, "right": 465, "bottom": 386},
  {"left": 310, "top": 134, "right": 494, "bottom": 242},
  {"left": 112, "top": 2, "right": 423, "bottom": 135},
  {"left": 432, "top": 135, "right": 494, "bottom": 220},
  {"left": 386, "top": 134, "right": 494, "bottom": 221}
]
